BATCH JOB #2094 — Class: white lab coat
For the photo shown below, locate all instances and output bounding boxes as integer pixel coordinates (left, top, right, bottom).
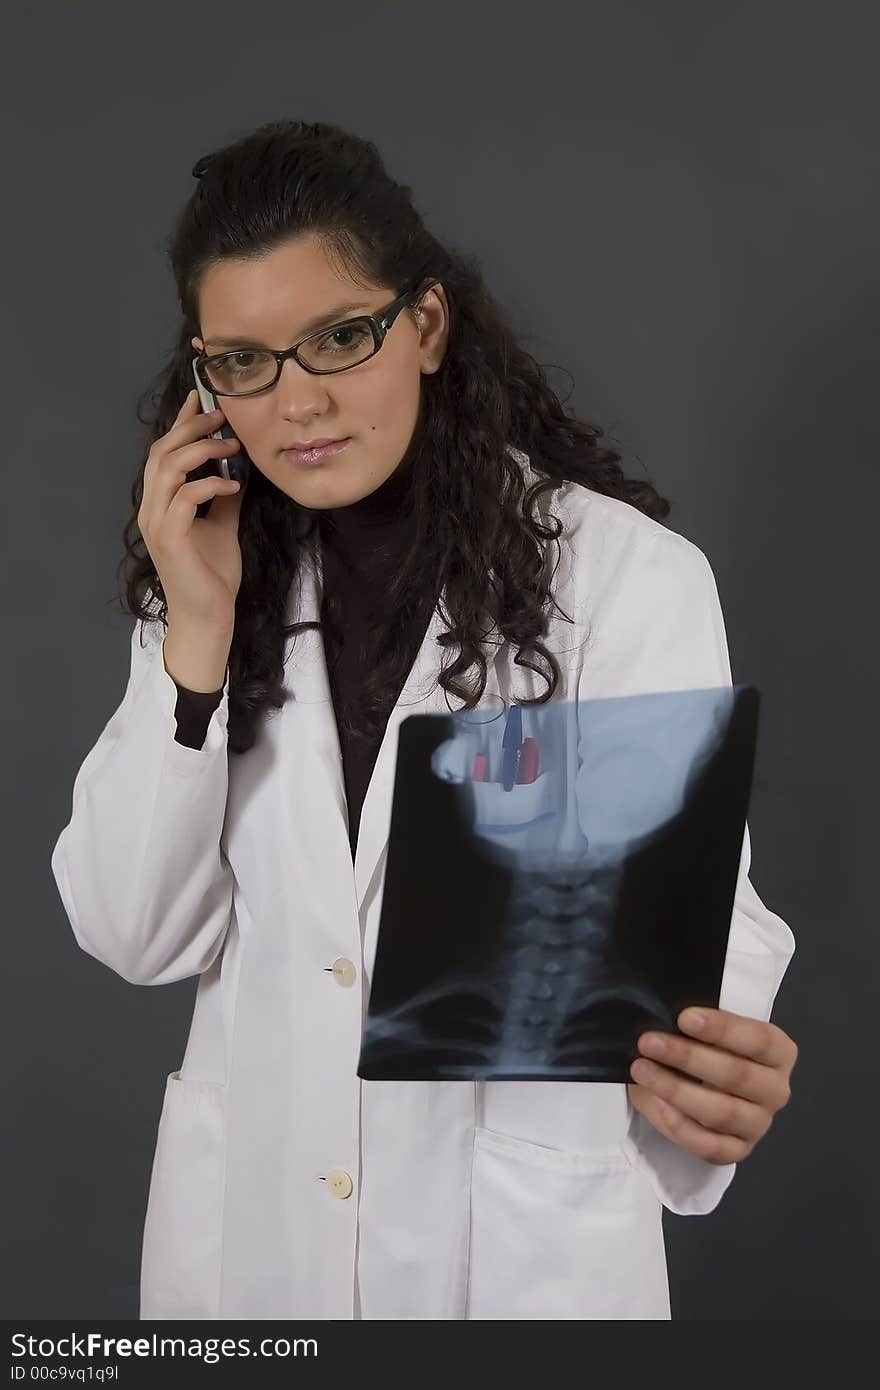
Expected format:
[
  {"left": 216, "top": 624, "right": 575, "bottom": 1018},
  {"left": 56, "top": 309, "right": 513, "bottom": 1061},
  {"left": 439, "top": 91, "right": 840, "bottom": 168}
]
[{"left": 50, "top": 450, "right": 795, "bottom": 1321}]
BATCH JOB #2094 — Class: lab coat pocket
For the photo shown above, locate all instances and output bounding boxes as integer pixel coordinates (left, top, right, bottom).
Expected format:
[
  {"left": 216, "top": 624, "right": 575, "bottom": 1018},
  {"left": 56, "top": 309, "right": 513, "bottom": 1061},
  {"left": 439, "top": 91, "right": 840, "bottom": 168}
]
[
  {"left": 470, "top": 771, "right": 553, "bottom": 830},
  {"left": 466, "top": 1126, "right": 669, "bottom": 1320},
  {"left": 139, "top": 1071, "right": 227, "bottom": 1320}
]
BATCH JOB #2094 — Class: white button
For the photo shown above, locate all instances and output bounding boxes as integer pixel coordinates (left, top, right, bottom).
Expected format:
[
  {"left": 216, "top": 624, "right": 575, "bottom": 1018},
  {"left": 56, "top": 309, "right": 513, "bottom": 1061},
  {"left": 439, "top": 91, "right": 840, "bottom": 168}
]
[
  {"left": 331, "top": 958, "right": 357, "bottom": 988},
  {"left": 326, "top": 1169, "right": 353, "bottom": 1199}
]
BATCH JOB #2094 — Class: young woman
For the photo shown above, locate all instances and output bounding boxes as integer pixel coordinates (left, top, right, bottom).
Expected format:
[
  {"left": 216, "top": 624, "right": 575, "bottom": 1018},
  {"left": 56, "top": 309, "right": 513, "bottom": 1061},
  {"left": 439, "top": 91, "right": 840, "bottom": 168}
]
[{"left": 51, "top": 118, "right": 797, "bottom": 1321}]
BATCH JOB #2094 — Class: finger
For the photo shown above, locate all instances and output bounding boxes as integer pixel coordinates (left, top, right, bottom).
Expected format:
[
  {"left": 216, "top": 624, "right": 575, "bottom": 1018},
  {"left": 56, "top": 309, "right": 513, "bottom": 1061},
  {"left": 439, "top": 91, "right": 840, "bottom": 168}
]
[
  {"left": 166, "top": 474, "right": 241, "bottom": 525},
  {"left": 143, "top": 439, "right": 236, "bottom": 532},
  {"left": 168, "top": 388, "right": 202, "bottom": 429},
  {"left": 630, "top": 1058, "right": 772, "bottom": 1142},
  {"left": 628, "top": 1082, "right": 752, "bottom": 1165},
  {"left": 163, "top": 398, "right": 226, "bottom": 459},
  {"left": 677, "top": 1008, "right": 798, "bottom": 1072},
  {"left": 145, "top": 392, "right": 206, "bottom": 478},
  {"left": 636, "top": 1030, "right": 788, "bottom": 1110}
]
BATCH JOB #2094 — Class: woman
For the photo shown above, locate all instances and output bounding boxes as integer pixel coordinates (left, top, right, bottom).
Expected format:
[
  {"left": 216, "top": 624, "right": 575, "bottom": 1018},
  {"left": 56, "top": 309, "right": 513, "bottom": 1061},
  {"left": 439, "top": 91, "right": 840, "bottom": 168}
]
[{"left": 51, "top": 118, "right": 797, "bottom": 1320}]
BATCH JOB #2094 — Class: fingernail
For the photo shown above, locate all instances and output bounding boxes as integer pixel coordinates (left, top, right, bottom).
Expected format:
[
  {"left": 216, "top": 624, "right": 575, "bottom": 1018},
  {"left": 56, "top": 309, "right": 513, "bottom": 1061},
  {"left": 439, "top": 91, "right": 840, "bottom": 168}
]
[{"left": 684, "top": 1010, "right": 706, "bottom": 1031}]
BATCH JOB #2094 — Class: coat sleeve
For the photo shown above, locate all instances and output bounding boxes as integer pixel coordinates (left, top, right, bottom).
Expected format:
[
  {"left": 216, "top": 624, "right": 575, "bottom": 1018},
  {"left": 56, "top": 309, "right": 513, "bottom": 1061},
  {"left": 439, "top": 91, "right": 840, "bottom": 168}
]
[
  {"left": 50, "top": 616, "right": 235, "bottom": 987},
  {"left": 577, "top": 524, "right": 796, "bottom": 1216}
]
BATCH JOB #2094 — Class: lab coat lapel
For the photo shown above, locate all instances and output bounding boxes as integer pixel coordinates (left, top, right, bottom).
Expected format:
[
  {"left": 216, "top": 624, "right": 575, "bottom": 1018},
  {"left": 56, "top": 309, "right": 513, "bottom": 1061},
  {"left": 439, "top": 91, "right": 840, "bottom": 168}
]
[{"left": 281, "top": 542, "right": 351, "bottom": 845}]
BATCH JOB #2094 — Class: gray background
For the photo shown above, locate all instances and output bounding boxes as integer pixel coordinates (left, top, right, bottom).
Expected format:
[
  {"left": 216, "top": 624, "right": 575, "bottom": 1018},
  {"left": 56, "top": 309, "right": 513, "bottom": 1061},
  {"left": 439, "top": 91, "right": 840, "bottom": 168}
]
[{"left": 3, "top": 0, "right": 877, "bottom": 1320}]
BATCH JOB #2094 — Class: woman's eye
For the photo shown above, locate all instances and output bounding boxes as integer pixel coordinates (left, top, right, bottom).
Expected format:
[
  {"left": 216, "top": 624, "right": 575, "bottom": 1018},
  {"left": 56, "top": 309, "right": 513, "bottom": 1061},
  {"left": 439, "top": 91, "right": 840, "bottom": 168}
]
[{"left": 323, "top": 325, "right": 369, "bottom": 350}]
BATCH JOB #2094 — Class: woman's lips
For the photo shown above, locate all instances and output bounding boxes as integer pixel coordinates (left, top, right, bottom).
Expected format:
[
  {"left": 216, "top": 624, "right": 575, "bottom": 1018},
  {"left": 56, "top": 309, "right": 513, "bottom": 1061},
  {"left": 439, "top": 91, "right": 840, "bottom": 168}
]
[{"left": 283, "top": 438, "right": 351, "bottom": 466}]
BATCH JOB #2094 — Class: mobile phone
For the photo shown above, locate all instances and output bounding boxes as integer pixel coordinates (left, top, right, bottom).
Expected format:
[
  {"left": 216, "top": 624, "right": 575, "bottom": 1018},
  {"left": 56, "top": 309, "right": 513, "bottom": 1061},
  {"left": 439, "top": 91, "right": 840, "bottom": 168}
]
[{"left": 190, "top": 359, "right": 251, "bottom": 518}]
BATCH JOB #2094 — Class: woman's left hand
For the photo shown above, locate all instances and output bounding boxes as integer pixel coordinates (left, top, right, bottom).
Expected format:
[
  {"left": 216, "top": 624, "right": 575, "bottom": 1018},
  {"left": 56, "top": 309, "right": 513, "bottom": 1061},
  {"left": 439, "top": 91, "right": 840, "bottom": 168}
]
[{"left": 627, "top": 1007, "right": 798, "bottom": 1165}]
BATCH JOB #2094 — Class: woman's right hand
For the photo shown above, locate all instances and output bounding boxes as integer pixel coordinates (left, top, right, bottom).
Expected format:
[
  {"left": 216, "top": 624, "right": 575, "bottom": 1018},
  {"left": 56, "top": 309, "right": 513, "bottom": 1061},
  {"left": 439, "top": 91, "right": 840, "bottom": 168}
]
[{"left": 138, "top": 389, "right": 246, "bottom": 632}]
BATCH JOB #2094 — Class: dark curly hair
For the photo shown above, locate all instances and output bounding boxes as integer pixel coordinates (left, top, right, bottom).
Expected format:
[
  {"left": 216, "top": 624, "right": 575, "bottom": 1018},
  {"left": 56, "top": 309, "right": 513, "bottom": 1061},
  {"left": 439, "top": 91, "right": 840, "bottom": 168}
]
[{"left": 116, "top": 118, "right": 670, "bottom": 756}]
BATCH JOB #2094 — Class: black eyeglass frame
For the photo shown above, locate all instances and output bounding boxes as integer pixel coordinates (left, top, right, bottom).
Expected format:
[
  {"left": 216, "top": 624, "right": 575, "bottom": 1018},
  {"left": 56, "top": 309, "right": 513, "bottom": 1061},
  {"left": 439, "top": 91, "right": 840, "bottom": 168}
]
[{"left": 193, "top": 278, "right": 440, "bottom": 397}]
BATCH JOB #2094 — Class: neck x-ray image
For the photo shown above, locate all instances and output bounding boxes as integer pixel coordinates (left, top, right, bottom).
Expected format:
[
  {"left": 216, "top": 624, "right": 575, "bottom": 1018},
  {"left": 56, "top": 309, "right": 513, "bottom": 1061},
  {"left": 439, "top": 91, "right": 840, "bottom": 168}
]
[{"left": 358, "top": 685, "right": 759, "bottom": 1082}]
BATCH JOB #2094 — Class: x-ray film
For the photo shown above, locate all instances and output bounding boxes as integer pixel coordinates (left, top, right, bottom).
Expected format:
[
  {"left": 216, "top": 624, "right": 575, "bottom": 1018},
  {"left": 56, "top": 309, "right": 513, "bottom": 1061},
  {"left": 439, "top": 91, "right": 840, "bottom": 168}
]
[{"left": 358, "top": 685, "right": 760, "bottom": 1082}]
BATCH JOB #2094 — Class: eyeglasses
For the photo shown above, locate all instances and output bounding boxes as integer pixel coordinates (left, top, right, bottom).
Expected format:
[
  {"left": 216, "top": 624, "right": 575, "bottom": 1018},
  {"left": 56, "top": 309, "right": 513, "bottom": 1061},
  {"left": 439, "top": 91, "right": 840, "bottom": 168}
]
[{"left": 194, "top": 278, "right": 439, "bottom": 397}]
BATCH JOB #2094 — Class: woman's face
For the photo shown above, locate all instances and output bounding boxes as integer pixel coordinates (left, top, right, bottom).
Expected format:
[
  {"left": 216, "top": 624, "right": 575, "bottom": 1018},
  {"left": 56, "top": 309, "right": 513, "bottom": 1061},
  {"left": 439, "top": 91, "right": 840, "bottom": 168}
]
[{"left": 191, "top": 233, "right": 449, "bottom": 510}]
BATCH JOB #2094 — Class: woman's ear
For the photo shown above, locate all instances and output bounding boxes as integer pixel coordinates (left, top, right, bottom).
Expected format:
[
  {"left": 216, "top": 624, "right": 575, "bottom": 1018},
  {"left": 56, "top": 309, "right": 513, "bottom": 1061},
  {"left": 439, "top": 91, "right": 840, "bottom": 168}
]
[{"left": 418, "top": 285, "right": 449, "bottom": 374}]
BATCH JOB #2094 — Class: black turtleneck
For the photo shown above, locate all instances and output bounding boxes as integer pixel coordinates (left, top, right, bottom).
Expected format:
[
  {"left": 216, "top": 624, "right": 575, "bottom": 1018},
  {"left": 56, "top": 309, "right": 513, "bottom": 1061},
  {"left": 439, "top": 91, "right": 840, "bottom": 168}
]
[{"left": 170, "top": 453, "right": 436, "bottom": 861}]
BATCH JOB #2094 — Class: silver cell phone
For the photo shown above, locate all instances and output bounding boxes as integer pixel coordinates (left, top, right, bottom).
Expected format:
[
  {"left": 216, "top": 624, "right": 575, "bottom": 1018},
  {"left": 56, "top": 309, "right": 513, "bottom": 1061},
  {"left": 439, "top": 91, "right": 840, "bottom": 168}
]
[{"left": 190, "top": 358, "right": 251, "bottom": 518}]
